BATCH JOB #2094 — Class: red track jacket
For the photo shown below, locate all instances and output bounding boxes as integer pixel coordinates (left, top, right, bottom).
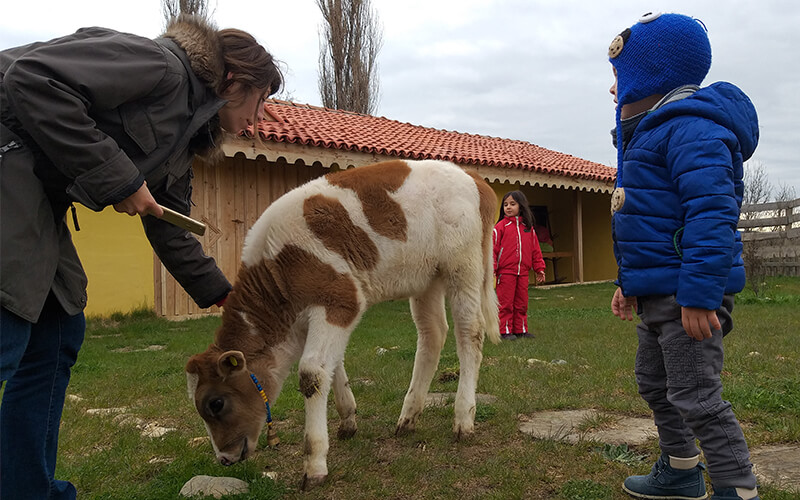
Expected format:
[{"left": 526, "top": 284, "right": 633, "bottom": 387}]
[{"left": 493, "top": 216, "right": 546, "bottom": 276}]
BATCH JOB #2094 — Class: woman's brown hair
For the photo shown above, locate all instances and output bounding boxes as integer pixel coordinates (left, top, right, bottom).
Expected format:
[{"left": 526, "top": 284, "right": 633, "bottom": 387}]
[{"left": 216, "top": 29, "right": 284, "bottom": 100}]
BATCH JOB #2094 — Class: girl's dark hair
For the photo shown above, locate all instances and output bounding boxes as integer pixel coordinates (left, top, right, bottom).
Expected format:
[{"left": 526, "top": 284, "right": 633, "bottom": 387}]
[
  {"left": 216, "top": 29, "right": 284, "bottom": 100},
  {"left": 498, "top": 190, "right": 535, "bottom": 231}
]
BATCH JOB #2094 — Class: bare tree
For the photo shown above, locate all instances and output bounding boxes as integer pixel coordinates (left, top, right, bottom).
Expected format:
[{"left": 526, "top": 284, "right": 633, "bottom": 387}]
[
  {"left": 743, "top": 161, "right": 773, "bottom": 207},
  {"left": 741, "top": 162, "right": 770, "bottom": 295},
  {"left": 162, "top": 0, "right": 212, "bottom": 24},
  {"left": 317, "top": 0, "right": 382, "bottom": 114},
  {"left": 740, "top": 161, "right": 798, "bottom": 296},
  {"left": 774, "top": 183, "right": 797, "bottom": 206}
]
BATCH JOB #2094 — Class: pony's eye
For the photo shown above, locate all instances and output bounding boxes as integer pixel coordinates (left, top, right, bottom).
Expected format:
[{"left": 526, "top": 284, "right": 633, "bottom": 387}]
[
  {"left": 209, "top": 398, "right": 224, "bottom": 415},
  {"left": 639, "top": 12, "right": 662, "bottom": 23}
]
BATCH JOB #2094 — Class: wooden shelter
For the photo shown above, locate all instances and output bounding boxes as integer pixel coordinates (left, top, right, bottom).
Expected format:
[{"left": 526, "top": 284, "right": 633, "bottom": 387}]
[{"left": 154, "top": 100, "right": 617, "bottom": 319}]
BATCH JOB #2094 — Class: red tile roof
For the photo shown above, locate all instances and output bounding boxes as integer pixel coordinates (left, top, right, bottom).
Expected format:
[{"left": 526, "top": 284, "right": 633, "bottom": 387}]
[{"left": 253, "top": 99, "right": 616, "bottom": 183}]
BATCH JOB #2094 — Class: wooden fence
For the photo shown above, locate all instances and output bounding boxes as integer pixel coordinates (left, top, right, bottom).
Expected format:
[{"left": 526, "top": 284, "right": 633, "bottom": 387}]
[{"left": 738, "top": 198, "right": 800, "bottom": 277}]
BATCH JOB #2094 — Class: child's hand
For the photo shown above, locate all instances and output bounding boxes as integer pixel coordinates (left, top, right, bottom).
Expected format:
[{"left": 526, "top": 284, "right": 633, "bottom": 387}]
[
  {"left": 611, "top": 287, "right": 637, "bottom": 321},
  {"left": 535, "top": 271, "right": 546, "bottom": 284},
  {"left": 681, "top": 307, "right": 721, "bottom": 341}
]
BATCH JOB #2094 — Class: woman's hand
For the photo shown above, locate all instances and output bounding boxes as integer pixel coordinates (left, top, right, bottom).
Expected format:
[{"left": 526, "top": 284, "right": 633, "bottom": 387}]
[
  {"left": 113, "top": 182, "right": 163, "bottom": 217},
  {"left": 611, "top": 287, "right": 637, "bottom": 321}
]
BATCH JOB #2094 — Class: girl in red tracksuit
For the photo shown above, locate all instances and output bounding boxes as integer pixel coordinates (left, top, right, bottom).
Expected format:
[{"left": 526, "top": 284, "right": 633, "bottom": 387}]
[{"left": 493, "top": 191, "right": 546, "bottom": 340}]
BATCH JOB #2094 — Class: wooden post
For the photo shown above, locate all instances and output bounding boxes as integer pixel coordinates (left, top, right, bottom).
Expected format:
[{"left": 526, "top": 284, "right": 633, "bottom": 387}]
[{"left": 573, "top": 190, "right": 584, "bottom": 283}]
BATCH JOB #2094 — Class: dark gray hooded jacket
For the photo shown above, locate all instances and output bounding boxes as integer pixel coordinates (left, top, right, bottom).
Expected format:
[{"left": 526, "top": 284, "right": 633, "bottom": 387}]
[{"left": 1, "top": 15, "right": 232, "bottom": 322}]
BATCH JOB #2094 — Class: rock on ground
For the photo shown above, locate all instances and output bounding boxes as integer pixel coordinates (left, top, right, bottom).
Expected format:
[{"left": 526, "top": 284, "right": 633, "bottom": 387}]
[
  {"left": 86, "top": 407, "right": 128, "bottom": 415},
  {"left": 111, "top": 344, "right": 166, "bottom": 353},
  {"left": 188, "top": 436, "right": 210, "bottom": 447},
  {"left": 180, "top": 475, "right": 248, "bottom": 498},
  {"left": 750, "top": 445, "right": 800, "bottom": 493},
  {"left": 518, "top": 409, "right": 657, "bottom": 445},
  {"left": 425, "top": 392, "right": 498, "bottom": 408},
  {"left": 111, "top": 413, "right": 176, "bottom": 438},
  {"left": 518, "top": 410, "right": 800, "bottom": 495}
]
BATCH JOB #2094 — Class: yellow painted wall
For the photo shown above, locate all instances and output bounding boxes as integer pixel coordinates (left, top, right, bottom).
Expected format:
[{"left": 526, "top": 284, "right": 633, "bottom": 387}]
[
  {"left": 70, "top": 206, "right": 154, "bottom": 316},
  {"left": 581, "top": 191, "right": 616, "bottom": 282}
]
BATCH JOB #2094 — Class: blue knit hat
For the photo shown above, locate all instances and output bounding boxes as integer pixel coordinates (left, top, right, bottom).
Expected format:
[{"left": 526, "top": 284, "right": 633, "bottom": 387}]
[{"left": 609, "top": 12, "right": 712, "bottom": 106}]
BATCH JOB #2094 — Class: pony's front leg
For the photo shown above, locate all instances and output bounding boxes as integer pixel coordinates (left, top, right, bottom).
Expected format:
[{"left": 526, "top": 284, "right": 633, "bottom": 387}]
[
  {"left": 298, "top": 309, "right": 359, "bottom": 491},
  {"left": 299, "top": 372, "right": 330, "bottom": 491}
]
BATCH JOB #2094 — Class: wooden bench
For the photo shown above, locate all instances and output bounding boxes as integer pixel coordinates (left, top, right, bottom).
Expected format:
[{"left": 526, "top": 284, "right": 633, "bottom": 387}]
[{"left": 542, "top": 251, "right": 573, "bottom": 284}]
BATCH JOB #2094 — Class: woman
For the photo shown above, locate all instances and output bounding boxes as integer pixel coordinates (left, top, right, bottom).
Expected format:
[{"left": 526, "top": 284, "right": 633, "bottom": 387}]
[{"left": 0, "top": 14, "right": 282, "bottom": 499}]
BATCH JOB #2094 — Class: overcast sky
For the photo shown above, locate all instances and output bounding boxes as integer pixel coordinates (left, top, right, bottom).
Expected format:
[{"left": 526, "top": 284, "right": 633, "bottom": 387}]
[{"left": 2, "top": 0, "right": 798, "bottom": 196}]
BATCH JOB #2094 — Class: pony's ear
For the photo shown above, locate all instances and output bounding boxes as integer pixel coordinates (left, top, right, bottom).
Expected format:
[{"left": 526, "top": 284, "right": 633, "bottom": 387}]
[
  {"left": 217, "top": 350, "right": 247, "bottom": 379},
  {"left": 185, "top": 355, "right": 200, "bottom": 375},
  {"left": 185, "top": 356, "right": 201, "bottom": 401}
]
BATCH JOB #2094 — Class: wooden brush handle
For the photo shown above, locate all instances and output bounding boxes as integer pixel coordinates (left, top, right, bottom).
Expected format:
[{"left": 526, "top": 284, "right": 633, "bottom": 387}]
[{"left": 156, "top": 205, "right": 206, "bottom": 236}]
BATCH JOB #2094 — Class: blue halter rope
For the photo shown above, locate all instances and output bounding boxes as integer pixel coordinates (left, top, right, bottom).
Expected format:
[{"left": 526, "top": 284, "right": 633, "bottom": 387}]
[{"left": 249, "top": 372, "right": 279, "bottom": 446}]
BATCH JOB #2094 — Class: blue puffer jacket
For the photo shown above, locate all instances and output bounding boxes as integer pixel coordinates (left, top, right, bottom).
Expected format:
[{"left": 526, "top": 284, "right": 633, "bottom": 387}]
[{"left": 612, "top": 82, "right": 759, "bottom": 310}]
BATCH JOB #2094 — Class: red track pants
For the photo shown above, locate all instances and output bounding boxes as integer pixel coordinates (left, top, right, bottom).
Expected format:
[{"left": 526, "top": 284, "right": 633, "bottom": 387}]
[{"left": 496, "top": 273, "right": 529, "bottom": 335}]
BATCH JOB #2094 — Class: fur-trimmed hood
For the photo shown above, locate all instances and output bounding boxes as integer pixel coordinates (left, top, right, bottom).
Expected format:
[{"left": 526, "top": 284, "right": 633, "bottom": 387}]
[
  {"left": 161, "top": 14, "right": 227, "bottom": 164},
  {"left": 162, "top": 14, "right": 225, "bottom": 91}
]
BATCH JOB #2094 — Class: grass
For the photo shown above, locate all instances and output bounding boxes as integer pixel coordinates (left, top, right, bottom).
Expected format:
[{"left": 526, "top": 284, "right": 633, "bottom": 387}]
[{"left": 43, "top": 278, "right": 800, "bottom": 499}]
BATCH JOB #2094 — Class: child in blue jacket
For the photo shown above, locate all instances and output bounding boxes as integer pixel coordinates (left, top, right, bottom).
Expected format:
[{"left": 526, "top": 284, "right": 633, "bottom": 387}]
[{"left": 607, "top": 12, "right": 760, "bottom": 500}]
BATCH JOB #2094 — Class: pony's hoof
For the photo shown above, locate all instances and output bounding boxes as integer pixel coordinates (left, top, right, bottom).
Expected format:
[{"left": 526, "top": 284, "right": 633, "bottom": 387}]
[
  {"left": 453, "top": 424, "right": 474, "bottom": 441},
  {"left": 301, "top": 473, "right": 327, "bottom": 491},
  {"left": 337, "top": 424, "right": 357, "bottom": 440},
  {"left": 395, "top": 419, "right": 416, "bottom": 436}
]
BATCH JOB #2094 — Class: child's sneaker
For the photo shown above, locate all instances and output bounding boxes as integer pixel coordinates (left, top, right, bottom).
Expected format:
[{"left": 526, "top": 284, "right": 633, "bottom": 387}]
[
  {"left": 500, "top": 333, "right": 516, "bottom": 341},
  {"left": 709, "top": 487, "right": 759, "bottom": 500},
  {"left": 515, "top": 332, "right": 535, "bottom": 339},
  {"left": 623, "top": 454, "right": 707, "bottom": 499}
]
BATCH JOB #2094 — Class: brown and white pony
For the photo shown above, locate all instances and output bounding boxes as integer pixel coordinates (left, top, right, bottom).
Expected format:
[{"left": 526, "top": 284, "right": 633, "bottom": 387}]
[{"left": 185, "top": 159, "right": 499, "bottom": 489}]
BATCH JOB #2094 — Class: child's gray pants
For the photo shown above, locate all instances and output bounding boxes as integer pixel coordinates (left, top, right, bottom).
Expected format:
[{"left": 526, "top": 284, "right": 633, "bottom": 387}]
[{"left": 635, "top": 294, "right": 757, "bottom": 489}]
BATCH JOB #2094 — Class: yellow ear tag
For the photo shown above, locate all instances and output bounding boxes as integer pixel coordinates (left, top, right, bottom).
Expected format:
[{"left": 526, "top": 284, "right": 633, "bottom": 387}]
[{"left": 229, "top": 356, "right": 238, "bottom": 367}]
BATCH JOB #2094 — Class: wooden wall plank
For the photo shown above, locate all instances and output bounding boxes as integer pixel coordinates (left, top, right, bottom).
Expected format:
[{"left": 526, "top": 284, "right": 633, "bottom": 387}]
[
  {"left": 256, "top": 159, "right": 270, "bottom": 215},
  {"left": 154, "top": 156, "right": 329, "bottom": 319},
  {"left": 233, "top": 155, "right": 245, "bottom": 266},
  {"left": 245, "top": 159, "right": 259, "bottom": 232}
]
